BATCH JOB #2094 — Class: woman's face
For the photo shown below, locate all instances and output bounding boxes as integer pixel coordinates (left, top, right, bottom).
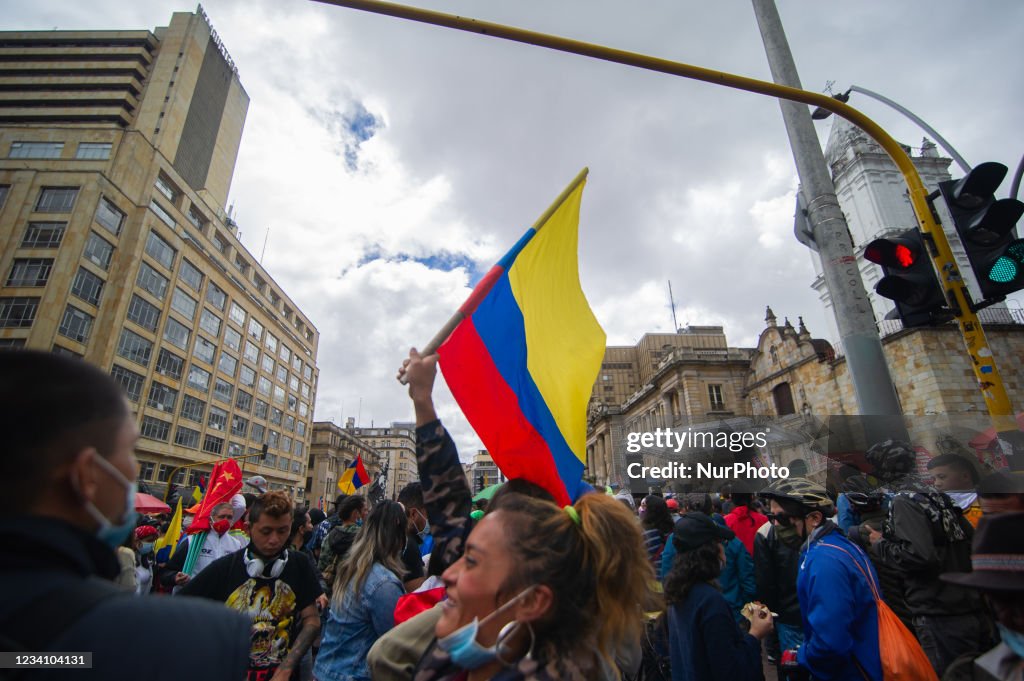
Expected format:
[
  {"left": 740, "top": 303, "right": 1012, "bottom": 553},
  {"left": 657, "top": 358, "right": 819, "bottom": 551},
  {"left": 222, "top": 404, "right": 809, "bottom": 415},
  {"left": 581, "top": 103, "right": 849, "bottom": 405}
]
[{"left": 436, "top": 511, "right": 517, "bottom": 646}]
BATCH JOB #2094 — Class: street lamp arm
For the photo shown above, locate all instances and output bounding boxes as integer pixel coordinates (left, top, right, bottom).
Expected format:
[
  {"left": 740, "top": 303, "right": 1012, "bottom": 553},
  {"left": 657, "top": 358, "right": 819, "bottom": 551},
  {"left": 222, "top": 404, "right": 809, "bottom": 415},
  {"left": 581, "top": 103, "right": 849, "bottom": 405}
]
[{"left": 846, "top": 85, "right": 971, "bottom": 174}]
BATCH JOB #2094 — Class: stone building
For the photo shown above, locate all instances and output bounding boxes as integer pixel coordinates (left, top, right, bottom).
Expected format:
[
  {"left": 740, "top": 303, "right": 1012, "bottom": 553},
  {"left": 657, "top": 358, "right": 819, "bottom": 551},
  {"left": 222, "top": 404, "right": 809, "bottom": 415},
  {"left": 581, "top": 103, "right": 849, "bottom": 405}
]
[
  {"left": 0, "top": 10, "right": 319, "bottom": 501},
  {"left": 308, "top": 421, "right": 383, "bottom": 509},
  {"left": 468, "top": 450, "right": 504, "bottom": 494},
  {"left": 345, "top": 420, "right": 418, "bottom": 500},
  {"left": 586, "top": 326, "right": 755, "bottom": 488}
]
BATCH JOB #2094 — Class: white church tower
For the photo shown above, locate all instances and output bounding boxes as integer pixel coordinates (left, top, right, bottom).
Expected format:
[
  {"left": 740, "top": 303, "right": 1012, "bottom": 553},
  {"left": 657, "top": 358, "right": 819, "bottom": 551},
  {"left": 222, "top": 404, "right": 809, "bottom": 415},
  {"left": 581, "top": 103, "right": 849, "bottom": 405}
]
[{"left": 809, "top": 116, "right": 977, "bottom": 344}]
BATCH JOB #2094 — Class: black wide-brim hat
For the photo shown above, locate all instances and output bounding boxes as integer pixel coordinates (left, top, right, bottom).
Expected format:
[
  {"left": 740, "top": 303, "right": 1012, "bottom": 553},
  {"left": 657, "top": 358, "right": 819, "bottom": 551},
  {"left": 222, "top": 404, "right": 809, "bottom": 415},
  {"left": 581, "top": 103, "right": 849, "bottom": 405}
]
[{"left": 941, "top": 512, "right": 1024, "bottom": 592}]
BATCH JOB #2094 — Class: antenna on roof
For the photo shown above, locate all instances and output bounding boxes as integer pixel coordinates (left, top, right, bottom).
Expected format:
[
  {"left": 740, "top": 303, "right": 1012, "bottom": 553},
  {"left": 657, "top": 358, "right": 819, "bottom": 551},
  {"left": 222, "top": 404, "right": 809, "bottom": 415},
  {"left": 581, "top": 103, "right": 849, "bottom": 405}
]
[{"left": 668, "top": 280, "right": 679, "bottom": 332}]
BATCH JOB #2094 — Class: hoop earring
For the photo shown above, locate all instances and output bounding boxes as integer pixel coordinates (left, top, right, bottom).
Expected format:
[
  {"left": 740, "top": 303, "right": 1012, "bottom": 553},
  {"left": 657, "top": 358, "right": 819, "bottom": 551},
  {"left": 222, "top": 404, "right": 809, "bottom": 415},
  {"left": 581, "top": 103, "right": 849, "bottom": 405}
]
[{"left": 494, "top": 620, "right": 536, "bottom": 667}]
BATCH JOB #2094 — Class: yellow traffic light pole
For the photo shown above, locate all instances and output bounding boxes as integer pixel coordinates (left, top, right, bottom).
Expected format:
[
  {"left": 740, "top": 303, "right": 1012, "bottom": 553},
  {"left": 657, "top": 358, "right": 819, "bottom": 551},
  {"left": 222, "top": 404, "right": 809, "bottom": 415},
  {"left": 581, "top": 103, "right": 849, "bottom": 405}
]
[{"left": 314, "top": 0, "right": 1015, "bottom": 423}]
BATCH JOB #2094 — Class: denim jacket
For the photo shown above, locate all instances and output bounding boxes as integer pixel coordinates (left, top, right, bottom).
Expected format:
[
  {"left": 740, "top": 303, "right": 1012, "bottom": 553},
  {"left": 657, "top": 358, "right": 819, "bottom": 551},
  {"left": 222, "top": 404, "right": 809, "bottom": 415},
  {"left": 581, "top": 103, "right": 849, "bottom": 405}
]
[{"left": 313, "top": 562, "right": 404, "bottom": 681}]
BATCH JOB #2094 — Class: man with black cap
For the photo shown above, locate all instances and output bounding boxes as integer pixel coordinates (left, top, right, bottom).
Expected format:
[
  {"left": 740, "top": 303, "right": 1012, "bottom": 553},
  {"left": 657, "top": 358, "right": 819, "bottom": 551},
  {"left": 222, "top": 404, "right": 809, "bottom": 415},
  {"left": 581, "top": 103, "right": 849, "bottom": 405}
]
[{"left": 941, "top": 512, "right": 1024, "bottom": 680}]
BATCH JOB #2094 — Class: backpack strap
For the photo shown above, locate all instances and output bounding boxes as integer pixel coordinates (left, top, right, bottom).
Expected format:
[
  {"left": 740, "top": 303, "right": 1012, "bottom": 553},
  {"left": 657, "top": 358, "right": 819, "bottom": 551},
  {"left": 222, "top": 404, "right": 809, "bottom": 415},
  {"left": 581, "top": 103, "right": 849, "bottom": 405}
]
[
  {"left": 816, "top": 542, "right": 882, "bottom": 603},
  {"left": 0, "top": 576, "right": 126, "bottom": 652}
]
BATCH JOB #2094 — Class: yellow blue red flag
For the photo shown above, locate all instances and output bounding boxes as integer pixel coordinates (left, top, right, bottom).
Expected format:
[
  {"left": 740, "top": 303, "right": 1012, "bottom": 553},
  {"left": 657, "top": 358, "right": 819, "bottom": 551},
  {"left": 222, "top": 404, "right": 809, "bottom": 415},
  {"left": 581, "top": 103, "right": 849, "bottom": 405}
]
[
  {"left": 437, "top": 169, "right": 605, "bottom": 506},
  {"left": 337, "top": 455, "right": 369, "bottom": 494}
]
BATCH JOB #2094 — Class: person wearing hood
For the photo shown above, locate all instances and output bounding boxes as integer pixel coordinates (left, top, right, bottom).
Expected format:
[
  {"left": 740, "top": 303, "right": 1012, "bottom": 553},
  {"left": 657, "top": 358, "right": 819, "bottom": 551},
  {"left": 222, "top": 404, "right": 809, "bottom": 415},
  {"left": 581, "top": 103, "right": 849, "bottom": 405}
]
[
  {"left": 866, "top": 440, "right": 992, "bottom": 676},
  {"left": 768, "top": 477, "right": 882, "bottom": 680},
  {"left": 941, "top": 512, "right": 1024, "bottom": 681},
  {"left": 158, "top": 501, "right": 244, "bottom": 590}
]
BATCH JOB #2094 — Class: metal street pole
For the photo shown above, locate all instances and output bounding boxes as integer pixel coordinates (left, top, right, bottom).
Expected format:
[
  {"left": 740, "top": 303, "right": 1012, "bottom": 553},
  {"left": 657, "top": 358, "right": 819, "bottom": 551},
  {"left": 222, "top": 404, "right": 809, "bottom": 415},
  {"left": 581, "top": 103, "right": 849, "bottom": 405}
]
[
  {"left": 813, "top": 85, "right": 971, "bottom": 174},
  {"left": 751, "top": 0, "right": 904, "bottom": 421}
]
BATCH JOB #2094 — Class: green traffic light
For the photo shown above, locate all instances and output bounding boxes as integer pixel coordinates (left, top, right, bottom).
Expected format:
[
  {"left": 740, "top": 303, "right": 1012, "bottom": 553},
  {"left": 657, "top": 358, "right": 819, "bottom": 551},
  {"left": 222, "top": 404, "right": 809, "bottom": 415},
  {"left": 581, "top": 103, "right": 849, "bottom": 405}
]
[{"left": 988, "top": 241, "right": 1024, "bottom": 284}]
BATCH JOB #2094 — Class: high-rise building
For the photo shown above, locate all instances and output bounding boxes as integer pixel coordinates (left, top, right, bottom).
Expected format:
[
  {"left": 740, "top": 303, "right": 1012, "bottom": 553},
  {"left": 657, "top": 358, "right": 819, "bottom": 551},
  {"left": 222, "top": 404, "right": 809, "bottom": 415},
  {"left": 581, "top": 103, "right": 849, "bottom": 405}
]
[
  {"left": 0, "top": 9, "right": 319, "bottom": 501},
  {"left": 308, "top": 421, "right": 383, "bottom": 509}
]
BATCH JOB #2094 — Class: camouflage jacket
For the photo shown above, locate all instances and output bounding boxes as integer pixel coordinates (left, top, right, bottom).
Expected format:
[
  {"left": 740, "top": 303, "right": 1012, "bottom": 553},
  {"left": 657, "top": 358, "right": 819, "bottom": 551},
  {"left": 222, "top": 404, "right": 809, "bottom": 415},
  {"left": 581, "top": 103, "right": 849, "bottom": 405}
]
[
  {"left": 318, "top": 522, "right": 359, "bottom": 589},
  {"left": 416, "top": 420, "right": 474, "bottom": 576}
]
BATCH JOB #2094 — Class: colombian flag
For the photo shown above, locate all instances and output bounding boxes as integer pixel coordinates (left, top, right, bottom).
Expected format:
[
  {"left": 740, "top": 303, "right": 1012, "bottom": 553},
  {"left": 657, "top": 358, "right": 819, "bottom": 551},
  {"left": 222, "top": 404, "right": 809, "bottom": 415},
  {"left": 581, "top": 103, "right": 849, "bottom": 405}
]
[
  {"left": 154, "top": 498, "right": 183, "bottom": 563},
  {"left": 338, "top": 455, "right": 369, "bottom": 494},
  {"left": 438, "top": 170, "right": 605, "bottom": 506}
]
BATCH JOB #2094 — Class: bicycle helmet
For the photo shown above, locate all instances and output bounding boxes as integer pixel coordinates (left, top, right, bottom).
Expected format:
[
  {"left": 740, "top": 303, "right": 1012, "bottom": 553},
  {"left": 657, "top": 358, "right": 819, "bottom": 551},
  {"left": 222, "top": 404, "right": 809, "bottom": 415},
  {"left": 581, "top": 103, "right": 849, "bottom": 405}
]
[{"left": 761, "top": 477, "right": 835, "bottom": 515}]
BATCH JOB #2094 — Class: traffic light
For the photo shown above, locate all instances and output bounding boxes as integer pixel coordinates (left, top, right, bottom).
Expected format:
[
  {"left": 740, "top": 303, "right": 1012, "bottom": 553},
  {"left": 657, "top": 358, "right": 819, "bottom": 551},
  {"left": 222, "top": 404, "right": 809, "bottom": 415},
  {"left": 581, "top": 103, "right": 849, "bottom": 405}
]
[
  {"left": 937, "top": 162, "right": 1024, "bottom": 301},
  {"left": 864, "top": 229, "right": 949, "bottom": 327}
]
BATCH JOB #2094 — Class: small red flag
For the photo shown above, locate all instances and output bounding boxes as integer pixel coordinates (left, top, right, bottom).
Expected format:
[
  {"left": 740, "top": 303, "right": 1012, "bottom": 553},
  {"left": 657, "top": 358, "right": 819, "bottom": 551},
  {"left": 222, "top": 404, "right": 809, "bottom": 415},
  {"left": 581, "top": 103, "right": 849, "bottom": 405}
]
[{"left": 187, "top": 459, "right": 243, "bottom": 534}]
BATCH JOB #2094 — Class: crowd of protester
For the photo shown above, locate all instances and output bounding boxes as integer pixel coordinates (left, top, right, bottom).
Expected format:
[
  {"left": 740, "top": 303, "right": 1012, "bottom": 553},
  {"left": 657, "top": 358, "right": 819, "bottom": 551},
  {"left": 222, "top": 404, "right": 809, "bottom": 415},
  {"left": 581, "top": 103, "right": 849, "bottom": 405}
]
[{"left": 3, "top": 349, "right": 1024, "bottom": 681}]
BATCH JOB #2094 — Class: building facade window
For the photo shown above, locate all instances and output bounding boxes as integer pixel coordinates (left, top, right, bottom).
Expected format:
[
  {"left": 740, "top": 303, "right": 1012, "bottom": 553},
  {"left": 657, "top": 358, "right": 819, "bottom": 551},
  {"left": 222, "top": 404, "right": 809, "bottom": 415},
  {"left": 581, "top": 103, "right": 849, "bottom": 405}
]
[
  {"left": 116, "top": 329, "right": 152, "bottom": 367},
  {"left": 10, "top": 141, "right": 63, "bottom": 159},
  {"left": 203, "top": 434, "right": 224, "bottom": 455},
  {"left": 199, "top": 309, "right": 221, "bottom": 337},
  {"left": 156, "top": 348, "right": 184, "bottom": 380},
  {"left": 261, "top": 354, "right": 274, "bottom": 375},
  {"left": 179, "top": 259, "right": 203, "bottom": 291},
  {"left": 270, "top": 407, "right": 283, "bottom": 426},
  {"left": 35, "top": 187, "right": 78, "bottom": 213},
  {"left": 144, "top": 231, "right": 176, "bottom": 270},
  {"left": 21, "top": 222, "right": 65, "bottom": 248},
  {"left": 147, "top": 381, "right": 178, "bottom": 412},
  {"left": 240, "top": 365, "right": 256, "bottom": 388},
  {"left": 110, "top": 365, "right": 144, "bottom": 402},
  {"left": 224, "top": 327, "right": 241, "bottom": 352},
  {"left": 163, "top": 317, "right": 191, "bottom": 351},
  {"left": 277, "top": 365, "right": 288, "bottom": 384},
  {"left": 75, "top": 142, "right": 111, "bottom": 160},
  {"left": 170, "top": 287, "right": 197, "bottom": 320},
  {"left": 218, "top": 351, "right": 238, "bottom": 377},
  {"left": 187, "top": 365, "right": 211, "bottom": 392},
  {"left": 94, "top": 197, "right": 124, "bottom": 235},
  {"left": 235, "top": 389, "right": 253, "bottom": 413},
  {"left": 254, "top": 400, "right": 269, "bottom": 420},
  {"left": 70, "top": 268, "right": 104, "bottom": 307},
  {"left": 149, "top": 200, "right": 176, "bottom": 228},
  {"left": 208, "top": 405, "right": 228, "bottom": 431},
  {"left": 708, "top": 384, "right": 725, "bottom": 411},
  {"left": 187, "top": 206, "right": 206, "bottom": 231},
  {"left": 7, "top": 258, "right": 53, "bottom": 287},
  {"left": 272, "top": 385, "right": 285, "bottom": 406},
  {"left": 231, "top": 415, "right": 249, "bottom": 438},
  {"left": 58, "top": 305, "right": 93, "bottom": 343},
  {"left": 135, "top": 262, "right": 168, "bottom": 301},
  {"left": 180, "top": 394, "right": 205, "bottom": 423},
  {"left": 206, "top": 282, "right": 227, "bottom": 311},
  {"left": 213, "top": 378, "right": 233, "bottom": 404},
  {"left": 279, "top": 344, "right": 291, "bottom": 363},
  {"left": 126, "top": 294, "right": 160, "bottom": 331},
  {"left": 251, "top": 423, "right": 266, "bottom": 444},
  {"left": 175, "top": 426, "right": 200, "bottom": 449},
  {"left": 244, "top": 340, "right": 259, "bottom": 364},
  {"left": 257, "top": 376, "right": 272, "bottom": 397},
  {"left": 51, "top": 344, "right": 79, "bottom": 357},
  {"left": 265, "top": 333, "right": 278, "bottom": 354},
  {"left": 138, "top": 461, "right": 155, "bottom": 480},
  {"left": 194, "top": 336, "right": 216, "bottom": 364},
  {"left": 154, "top": 175, "right": 179, "bottom": 203},
  {"left": 247, "top": 318, "right": 263, "bottom": 341},
  {"left": 83, "top": 232, "right": 114, "bottom": 270},
  {"left": 140, "top": 416, "right": 171, "bottom": 442},
  {"left": 229, "top": 302, "right": 246, "bottom": 326}
]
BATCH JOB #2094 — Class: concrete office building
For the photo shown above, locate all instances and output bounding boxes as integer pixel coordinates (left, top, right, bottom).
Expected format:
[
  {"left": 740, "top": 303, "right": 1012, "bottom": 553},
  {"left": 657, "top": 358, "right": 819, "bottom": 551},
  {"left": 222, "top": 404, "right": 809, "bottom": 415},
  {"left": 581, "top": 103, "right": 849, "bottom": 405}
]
[{"left": 0, "top": 9, "right": 319, "bottom": 501}]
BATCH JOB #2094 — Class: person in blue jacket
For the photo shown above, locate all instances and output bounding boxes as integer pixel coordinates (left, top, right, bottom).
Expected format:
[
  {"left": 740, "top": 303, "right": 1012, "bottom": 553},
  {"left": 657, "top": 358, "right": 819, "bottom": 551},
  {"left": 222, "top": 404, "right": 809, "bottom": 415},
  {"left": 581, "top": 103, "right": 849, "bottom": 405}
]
[{"left": 763, "top": 477, "right": 883, "bottom": 681}]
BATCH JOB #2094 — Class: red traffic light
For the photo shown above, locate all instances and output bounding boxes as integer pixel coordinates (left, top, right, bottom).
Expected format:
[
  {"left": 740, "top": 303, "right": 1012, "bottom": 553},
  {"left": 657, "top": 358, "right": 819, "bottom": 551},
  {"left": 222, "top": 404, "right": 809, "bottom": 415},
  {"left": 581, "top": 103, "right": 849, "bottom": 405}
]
[{"left": 865, "top": 237, "right": 920, "bottom": 269}]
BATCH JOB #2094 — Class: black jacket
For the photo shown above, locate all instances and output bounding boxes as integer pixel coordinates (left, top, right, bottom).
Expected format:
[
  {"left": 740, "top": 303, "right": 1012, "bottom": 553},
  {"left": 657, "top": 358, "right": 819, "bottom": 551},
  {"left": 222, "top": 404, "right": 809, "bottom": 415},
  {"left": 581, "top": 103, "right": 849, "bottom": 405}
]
[
  {"left": 0, "top": 515, "right": 250, "bottom": 680},
  {"left": 873, "top": 494, "right": 982, "bottom": 617},
  {"left": 753, "top": 525, "right": 802, "bottom": 626}
]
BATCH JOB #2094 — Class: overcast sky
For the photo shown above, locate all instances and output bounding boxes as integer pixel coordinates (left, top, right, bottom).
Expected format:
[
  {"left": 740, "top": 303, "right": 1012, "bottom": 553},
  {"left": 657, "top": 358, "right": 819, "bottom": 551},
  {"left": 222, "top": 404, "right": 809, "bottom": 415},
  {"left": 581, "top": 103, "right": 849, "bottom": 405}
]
[{"left": 6, "top": 1, "right": 1023, "bottom": 459}]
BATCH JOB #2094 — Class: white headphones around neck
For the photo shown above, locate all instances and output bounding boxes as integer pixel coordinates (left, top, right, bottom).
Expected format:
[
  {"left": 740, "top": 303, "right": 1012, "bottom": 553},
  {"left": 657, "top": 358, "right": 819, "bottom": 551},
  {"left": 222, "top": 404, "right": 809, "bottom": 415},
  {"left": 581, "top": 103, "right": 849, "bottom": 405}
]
[{"left": 243, "top": 548, "right": 289, "bottom": 579}]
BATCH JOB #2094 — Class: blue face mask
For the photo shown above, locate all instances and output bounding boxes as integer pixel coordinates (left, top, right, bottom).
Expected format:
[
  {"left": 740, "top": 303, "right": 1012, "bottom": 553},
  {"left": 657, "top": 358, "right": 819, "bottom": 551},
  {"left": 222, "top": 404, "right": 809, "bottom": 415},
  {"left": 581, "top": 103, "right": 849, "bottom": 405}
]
[
  {"left": 998, "top": 623, "right": 1024, "bottom": 658},
  {"left": 437, "top": 588, "right": 533, "bottom": 670},
  {"left": 140, "top": 542, "right": 155, "bottom": 556},
  {"left": 78, "top": 454, "right": 138, "bottom": 549}
]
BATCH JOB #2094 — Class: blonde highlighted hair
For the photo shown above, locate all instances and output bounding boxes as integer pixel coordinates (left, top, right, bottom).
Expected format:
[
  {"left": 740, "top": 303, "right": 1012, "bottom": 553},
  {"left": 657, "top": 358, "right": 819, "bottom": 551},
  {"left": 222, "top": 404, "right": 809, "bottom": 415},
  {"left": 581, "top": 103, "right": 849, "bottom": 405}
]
[{"left": 489, "top": 491, "right": 661, "bottom": 667}]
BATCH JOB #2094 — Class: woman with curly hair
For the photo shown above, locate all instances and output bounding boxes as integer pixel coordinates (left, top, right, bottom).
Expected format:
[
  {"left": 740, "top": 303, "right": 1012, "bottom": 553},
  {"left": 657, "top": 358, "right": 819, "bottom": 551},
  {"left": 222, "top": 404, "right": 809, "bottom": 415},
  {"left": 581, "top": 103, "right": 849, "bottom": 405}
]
[{"left": 665, "top": 512, "right": 772, "bottom": 681}]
